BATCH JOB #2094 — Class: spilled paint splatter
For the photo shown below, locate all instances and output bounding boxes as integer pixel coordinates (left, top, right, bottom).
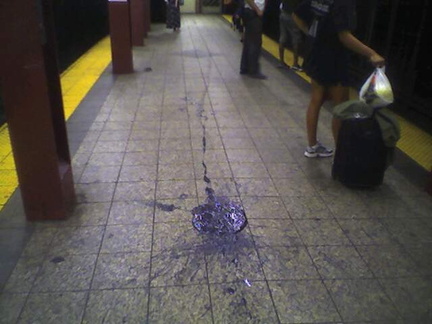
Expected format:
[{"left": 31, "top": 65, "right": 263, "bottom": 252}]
[
  {"left": 191, "top": 197, "right": 247, "bottom": 235},
  {"left": 185, "top": 96, "right": 247, "bottom": 235}
]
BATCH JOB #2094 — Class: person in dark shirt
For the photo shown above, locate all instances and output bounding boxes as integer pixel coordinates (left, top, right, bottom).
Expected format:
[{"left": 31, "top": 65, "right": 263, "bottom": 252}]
[
  {"left": 278, "top": 0, "right": 303, "bottom": 71},
  {"left": 293, "top": 0, "right": 384, "bottom": 158}
]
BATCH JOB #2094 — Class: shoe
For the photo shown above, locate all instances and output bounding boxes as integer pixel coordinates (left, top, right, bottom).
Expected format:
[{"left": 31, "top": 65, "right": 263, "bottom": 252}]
[
  {"left": 304, "top": 142, "right": 333, "bottom": 158},
  {"left": 248, "top": 73, "right": 267, "bottom": 80},
  {"left": 291, "top": 65, "right": 303, "bottom": 72}
]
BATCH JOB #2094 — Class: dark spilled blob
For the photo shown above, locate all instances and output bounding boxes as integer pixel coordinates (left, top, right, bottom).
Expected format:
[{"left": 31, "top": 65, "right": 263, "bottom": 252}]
[
  {"left": 205, "top": 187, "right": 215, "bottom": 198},
  {"left": 153, "top": 201, "right": 176, "bottom": 212},
  {"left": 142, "top": 200, "right": 180, "bottom": 212},
  {"left": 50, "top": 256, "right": 65, "bottom": 264},
  {"left": 144, "top": 67, "right": 152, "bottom": 72},
  {"left": 192, "top": 196, "right": 248, "bottom": 235}
]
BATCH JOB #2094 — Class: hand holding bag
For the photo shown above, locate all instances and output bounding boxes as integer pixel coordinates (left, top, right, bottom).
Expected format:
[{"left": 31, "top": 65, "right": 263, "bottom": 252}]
[{"left": 359, "top": 67, "right": 394, "bottom": 108}]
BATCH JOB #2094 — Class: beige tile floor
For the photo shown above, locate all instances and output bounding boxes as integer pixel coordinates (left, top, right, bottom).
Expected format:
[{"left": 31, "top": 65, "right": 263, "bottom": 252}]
[{"left": 1, "top": 15, "right": 432, "bottom": 324}]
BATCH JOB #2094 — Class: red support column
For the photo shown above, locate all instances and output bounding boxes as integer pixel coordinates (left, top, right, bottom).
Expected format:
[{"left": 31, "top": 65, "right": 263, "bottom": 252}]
[
  {"left": 130, "top": 0, "right": 145, "bottom": 46},
  {"left": 0, "top": 0, "right": 76, "bottom": 221},
  {"left": 108, "top": 0, "right": 134, "bottom": 74}
]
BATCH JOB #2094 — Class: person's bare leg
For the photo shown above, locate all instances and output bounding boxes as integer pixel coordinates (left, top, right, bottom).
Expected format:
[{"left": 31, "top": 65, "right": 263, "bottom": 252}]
[
  {"left": 307, "top": 80, "right": 326, "bottom": 146},
  {"left": 328, "top": 85, "right": 349, "bottom": 144}
]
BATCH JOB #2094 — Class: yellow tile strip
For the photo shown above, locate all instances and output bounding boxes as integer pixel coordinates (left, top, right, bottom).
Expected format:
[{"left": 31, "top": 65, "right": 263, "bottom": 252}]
[
  {"left": 0, "top": 36, "right": 112, "bottom": 210},
  {"left": 396, "top": 116, "right": 432, "bottom": 171},
  {"left": 222, "top": 14, "right": 432, "bottom": 172},
  {"left": 61, "top": 37, "right": 112, "bottom": 119}
]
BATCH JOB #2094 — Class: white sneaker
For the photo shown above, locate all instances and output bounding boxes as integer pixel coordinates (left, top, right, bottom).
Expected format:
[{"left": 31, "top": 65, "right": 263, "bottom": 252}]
[{"left": 304, "top": 142, "right": 333, "bottom": 158}]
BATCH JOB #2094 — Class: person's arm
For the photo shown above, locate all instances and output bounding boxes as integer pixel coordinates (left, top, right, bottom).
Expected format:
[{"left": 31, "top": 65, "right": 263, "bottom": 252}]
[
  {"left": 338, "top": 31, "right": 385, "bottom": 67},
  {"left": 292, "top": 13, "right": 309, "bottom": 35},
  {"left": 245, "top": 0, "right": 263, "bottom": 16}
]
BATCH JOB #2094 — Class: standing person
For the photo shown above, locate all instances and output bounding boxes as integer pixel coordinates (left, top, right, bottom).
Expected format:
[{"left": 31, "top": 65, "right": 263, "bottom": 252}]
[
  {"left": 166, "top": 0, "right": 181, "bottom": 31},
  {"left": 232, "top": 0, "right": 245, "bottom": 42},
  {"left": 240, "top": 0, "right": 267, "bottom": 79},
  {"left": 278, "top": 0, "right": 303, "bottom": 71},
  {"left": 292, "top": 0, "right": 385, "bottom": 158}
]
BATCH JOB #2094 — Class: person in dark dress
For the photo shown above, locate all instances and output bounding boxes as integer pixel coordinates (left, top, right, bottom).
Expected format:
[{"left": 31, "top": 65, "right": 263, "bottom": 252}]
[
  {"left": 240, "top": 0, "right": 267, "bottom": 79},
  {"left": 166, "top": 0, "right": 181, "bottom": 31},
  {"left": 293, "top": 0, "right": 385, "bottom": 158}
]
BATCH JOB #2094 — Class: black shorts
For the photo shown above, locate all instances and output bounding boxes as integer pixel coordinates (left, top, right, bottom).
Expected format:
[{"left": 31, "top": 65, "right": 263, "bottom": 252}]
[{"left": 303, "top": 42, "right": 351, "bottom": 87}]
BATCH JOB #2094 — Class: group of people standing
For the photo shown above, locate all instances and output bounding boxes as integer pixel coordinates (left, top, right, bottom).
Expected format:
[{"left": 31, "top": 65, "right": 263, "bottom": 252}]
[{"left": 239, "top": 0, "right": 385, "bottom": 158}]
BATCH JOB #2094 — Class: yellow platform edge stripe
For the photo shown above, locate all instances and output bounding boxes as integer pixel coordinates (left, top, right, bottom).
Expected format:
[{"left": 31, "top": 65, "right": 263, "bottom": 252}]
[
  {"left": 0, "top": 36, "right": 111, "bottom": 209},
  {"left": 221, "top": 14, "right": 432, "bottom": 173}
]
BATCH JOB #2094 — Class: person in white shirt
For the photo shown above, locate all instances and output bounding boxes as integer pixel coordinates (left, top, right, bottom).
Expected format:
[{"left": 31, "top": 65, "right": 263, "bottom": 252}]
[{"left": 240, "top": 0, "right": 267, "bottom": 79}]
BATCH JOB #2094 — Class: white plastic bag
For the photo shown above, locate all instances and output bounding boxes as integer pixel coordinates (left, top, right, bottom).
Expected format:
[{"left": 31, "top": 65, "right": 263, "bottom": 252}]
[{"left": 359, "top": 67, "right": 394, "bottom": 108}]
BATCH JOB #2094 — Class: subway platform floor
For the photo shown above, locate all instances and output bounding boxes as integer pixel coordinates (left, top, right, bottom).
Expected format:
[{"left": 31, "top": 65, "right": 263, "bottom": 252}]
[{"left": 1, "top": 15, "right": 432, "bottom": 323}]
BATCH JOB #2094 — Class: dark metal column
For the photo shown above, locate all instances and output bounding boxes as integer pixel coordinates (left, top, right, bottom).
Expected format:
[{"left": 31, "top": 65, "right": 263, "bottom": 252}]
[{"left": 0, "top": 0, "right": 76, "bottom": 221}]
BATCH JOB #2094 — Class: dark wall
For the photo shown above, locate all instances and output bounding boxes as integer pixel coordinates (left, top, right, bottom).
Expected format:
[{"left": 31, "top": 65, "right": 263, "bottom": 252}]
[
  {"left": 53, "top": 0, "right": 109, "bottom": 72},
  {"left": 151, "top": 0, "right": 167, "bottom": 22},
  {"left": 0, "top": 95, "right": 4, "bottom": 127},
  {"left": 263, "top": 0, "right": 281, "bottom": 41}
]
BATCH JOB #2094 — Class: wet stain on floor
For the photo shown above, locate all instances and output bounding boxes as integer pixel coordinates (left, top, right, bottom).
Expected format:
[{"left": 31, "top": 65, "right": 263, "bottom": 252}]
[{"left": 50, "top": 256, "right": 65, "bottom": 264}]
